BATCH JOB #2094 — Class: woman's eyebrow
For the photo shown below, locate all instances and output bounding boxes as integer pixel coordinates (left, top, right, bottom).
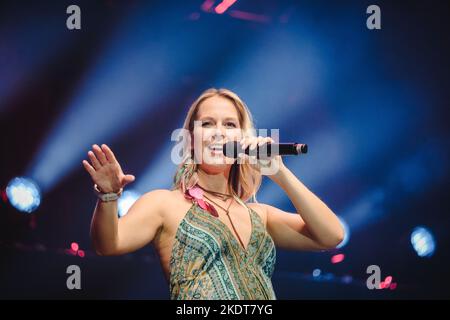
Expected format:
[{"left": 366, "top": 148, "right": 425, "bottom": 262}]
[{"left": 199, "top": 116, "right": 238, "bottom": 122}]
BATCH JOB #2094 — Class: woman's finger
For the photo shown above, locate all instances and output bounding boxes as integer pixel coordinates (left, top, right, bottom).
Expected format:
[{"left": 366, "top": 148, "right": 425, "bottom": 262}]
[
  {"left": 257, "top": 136, "right": 267, "bottom": 146},
  {"left": 263, "top": 137, "right": 273, "bottom": 147},
  {"left": 249, "top": 137, "right": 258, "bottom": 151},
  {"left": 82, "top": 160, "right": 96, "bottom": 178},
  {"left": 240, "top": 137, "right": 248, "bottom": 150},
  {"left": 243, "top": 136, "right": 253, "bottom": 149},
  {"left": 101, "top": 144, "right": 117, "bottom": 164},
  {"left": 122, "top": 174, "right": 136, "bottom": 186},
  {"left": 88, "top": 151, "right": 102, "bottom": 170},
  {"left": 92, "top": 144, "right": 108, "bottom": 166}
]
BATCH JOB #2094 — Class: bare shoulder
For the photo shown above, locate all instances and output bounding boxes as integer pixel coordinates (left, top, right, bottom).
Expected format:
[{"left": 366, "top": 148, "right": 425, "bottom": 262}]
[
  {"left": 140, "top": 188, "right": 187, "bottom": 213},
  {"left": 140, "top": 188, "right": 173, "bottom": 202},
  {"left": 137, "top": 189, "right": 172, "bottom": 213}
]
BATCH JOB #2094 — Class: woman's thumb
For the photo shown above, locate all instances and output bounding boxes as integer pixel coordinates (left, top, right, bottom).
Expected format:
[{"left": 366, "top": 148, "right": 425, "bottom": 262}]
[{"left": 122, "top": 174, "right": 136, "bottom": 185}]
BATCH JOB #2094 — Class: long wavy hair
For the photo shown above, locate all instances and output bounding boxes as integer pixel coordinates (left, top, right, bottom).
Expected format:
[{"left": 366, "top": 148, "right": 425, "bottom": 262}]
[{"left": 171, "top": 88, "right": 262, "bottom": 204}]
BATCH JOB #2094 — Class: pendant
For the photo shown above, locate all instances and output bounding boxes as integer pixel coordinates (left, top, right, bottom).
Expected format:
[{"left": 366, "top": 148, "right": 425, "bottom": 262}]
[{"left": 184, "top": 186, "right": 219, "bottom": 218}]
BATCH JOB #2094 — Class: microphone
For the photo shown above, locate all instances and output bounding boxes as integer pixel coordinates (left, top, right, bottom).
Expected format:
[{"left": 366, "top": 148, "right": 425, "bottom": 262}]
[{"left": 222, "top": 141, "right": 308, "bottom": 159}]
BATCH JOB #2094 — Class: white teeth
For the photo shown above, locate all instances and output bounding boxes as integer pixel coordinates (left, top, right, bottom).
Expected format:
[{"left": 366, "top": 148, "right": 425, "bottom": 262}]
[{"left": 208, "top": 144, "right": 223, "bottom": 150}]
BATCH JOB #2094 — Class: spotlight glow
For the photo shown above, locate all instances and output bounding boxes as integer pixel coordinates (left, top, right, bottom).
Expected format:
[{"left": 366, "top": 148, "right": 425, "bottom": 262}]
[
  {"left": 312, "top": 269, "right": 321, "bottom": 277},
  {"left": 411, "top": 226, "right": 436, "bottom": 257},
  {"left": 118, "top": 190, "right": 141, "bottom": 217},
  {"left": 6, "top": 177, "right": 41, "bottom": 213},
  {"left": 331, "top": 254, "right": 345, "bottom": 264},
  {"left": 71, "top": 242, "right": 79, "bottom": 252},
  {"left": 215, "top": 0, "right": 237, "bottom": 14}
]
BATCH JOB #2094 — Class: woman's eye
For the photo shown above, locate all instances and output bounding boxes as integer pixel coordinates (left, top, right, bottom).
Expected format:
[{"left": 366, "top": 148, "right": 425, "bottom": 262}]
[{"left": 201, "top": 121, "right": 236, "bottom": 128}]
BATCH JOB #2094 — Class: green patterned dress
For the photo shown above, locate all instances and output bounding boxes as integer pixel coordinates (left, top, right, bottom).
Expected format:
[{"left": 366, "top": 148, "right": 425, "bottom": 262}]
[{"left": 169, "top": 201, "right": 277, "bottom": 300}]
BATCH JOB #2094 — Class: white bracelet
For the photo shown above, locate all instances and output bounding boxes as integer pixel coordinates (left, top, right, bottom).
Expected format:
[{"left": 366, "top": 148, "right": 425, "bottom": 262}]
[{"left": 93, "top": 184, "right": 123, "bottom": 202}]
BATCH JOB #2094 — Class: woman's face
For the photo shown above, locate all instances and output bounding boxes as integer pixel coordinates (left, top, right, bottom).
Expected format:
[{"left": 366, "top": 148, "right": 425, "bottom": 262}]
[{"left": 192, "top": 95, "right": 243, "bottom": 169}]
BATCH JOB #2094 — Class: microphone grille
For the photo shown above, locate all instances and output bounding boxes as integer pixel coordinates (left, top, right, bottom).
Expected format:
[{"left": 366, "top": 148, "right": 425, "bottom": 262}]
[{"left": 296, "top": 144, "right": 308, "bottom": 154}]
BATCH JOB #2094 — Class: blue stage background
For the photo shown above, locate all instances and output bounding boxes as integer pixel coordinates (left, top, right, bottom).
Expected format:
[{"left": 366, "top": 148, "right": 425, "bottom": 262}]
[{"left": 1, "top": 0, "right": 449, "bottom": 299}]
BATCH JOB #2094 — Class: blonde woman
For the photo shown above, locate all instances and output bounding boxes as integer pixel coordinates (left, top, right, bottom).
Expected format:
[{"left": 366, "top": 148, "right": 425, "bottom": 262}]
[{"left": 83, "top": 88, "right": 344, "bottom": 300}]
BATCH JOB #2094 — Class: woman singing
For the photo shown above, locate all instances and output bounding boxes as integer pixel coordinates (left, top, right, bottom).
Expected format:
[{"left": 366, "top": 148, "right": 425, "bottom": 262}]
[{"left": 82, "top": 88, "right": 344, "bottom": 300}]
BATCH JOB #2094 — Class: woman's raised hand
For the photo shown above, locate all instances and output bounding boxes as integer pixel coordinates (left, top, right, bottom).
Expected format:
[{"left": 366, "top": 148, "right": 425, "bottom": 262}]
[{"left": 82, "top": 144, "right": 135, "bottom": 193}]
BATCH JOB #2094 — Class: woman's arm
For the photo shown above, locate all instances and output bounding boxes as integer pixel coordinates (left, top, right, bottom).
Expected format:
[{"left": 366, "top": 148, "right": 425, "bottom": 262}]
[
  {"left": 241, "top": 136, "right": 344, "bottom": 250},
  {"left": 265, "top": 165, "right": 345, "bottom": 250},
  {"left": 83, "top": 143, "right": 167, "bottom": 256},
  {"left": 90, "top": 189, "right": 167, "bottom": 256}
]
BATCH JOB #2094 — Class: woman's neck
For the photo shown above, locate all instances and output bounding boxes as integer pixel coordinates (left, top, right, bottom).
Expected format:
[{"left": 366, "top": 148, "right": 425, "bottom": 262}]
[{"left": 197, "top": 166, "right": 232, "bottom": 195}]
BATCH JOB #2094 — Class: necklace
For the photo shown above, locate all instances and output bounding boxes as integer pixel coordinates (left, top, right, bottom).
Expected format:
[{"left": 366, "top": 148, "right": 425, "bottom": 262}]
[
  {"left": 202, "top": 194, "right": 247, "bottom": 250},
  {"left": 197, "top": 184, "right": 232, "bottom": 201}
]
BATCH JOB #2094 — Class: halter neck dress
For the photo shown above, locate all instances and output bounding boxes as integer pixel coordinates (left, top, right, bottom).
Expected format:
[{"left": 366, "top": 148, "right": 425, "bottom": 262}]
[{"left": 169, "top": 200, "right": 277, "bottom": 300}]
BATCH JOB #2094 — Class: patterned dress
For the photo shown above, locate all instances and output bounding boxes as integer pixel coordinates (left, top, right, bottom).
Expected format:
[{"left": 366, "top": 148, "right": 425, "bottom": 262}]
[{"left": 169, "top": 201, "right": 277, "bottom": 300}]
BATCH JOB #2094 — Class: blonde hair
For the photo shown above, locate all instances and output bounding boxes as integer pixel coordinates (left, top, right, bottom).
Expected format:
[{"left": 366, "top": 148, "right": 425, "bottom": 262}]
[{"left": 171, "top": 88, "right": 261, "bottom": 203}]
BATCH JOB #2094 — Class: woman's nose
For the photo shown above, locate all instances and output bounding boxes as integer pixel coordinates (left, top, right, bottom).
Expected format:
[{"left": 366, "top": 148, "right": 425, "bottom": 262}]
[{"left": 213, "top": 124, "right": 226, "bottom": 136}]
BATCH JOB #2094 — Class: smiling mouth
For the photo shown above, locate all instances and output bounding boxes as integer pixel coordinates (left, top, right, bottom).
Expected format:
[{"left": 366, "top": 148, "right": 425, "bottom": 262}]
[
  {"left": 204, "top": 144, "right": 224, "bottom": 158},
  {"left": 206, "top": 143, "right": 224, "bottom": 152}
]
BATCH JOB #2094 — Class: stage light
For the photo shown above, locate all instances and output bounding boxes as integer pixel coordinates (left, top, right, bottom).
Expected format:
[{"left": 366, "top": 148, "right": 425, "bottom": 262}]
[
  {"left": 312, "top": 269, "right": 321, "bottom": 277},
  {"left": 331, "top": 253, "right": 345, "bottom": 264},
  {"left": 118, "top": 190, "right": 141, "bottom": 217},
  {"left": 215, "top": 0, "right": 237, "bottom": 14},
  {"left": 71, "top": 242, "right": 79, "bottom": 252},
  {"left": 411, "top": 226, "right": 436, "bottom": 257},
  {"left": 341, "top": 275, "right": 353, "bottom": 284},
  {"left": 6, "top": 177, "right": 41, "bottom": 213},
  {"left": 201, "top": 0, "right": 215, "bottom": 12}
]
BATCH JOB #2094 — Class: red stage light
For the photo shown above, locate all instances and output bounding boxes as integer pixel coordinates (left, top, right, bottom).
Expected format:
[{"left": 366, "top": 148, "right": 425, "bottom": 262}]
[
  {"left": 215, "top": 0, "right": 237, "bottom": 14},
  {"left": 331, "top": 254, "right": 345, "bottom": 264},
  {"left": 201, "top": 0, "right": 215, "bottom": 12},
  {"left": 71, "top": 242, "right": 79, "bottom": 252}
]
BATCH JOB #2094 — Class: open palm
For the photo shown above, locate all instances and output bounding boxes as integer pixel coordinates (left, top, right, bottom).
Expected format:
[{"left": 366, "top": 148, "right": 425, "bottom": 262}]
[{"left": 82, "top": 144, "right": 135, "bottom": 193}]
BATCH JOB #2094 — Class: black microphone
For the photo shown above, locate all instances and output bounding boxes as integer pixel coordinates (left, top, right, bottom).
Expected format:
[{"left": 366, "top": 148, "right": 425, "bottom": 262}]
[{"left": 222, "top": 141, "right": 308, "bottom": 159}]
